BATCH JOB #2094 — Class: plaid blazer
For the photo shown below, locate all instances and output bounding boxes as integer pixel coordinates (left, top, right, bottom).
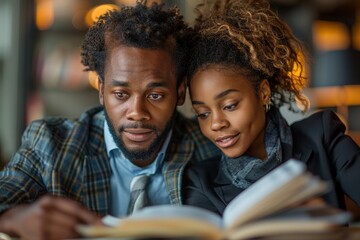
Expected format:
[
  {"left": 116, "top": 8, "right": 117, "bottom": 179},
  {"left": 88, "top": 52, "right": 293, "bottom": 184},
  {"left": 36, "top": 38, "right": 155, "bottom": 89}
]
[{"left": 0, "top": 106, "right": 220, "bottom": 215}]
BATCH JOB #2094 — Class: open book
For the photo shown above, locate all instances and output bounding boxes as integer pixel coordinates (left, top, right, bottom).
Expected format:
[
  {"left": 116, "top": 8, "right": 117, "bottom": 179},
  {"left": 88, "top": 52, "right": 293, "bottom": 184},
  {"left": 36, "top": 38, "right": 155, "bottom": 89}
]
[{"left": 77, "top": 159, "right": 352, "bottom": 240}]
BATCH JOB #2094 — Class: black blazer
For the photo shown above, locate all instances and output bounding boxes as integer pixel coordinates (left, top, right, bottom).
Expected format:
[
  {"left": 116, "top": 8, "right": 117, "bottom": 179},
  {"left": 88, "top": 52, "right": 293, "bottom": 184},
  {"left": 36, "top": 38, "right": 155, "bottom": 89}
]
[{"left": 183, "top": 110, "right": 360, "bottom": 216}]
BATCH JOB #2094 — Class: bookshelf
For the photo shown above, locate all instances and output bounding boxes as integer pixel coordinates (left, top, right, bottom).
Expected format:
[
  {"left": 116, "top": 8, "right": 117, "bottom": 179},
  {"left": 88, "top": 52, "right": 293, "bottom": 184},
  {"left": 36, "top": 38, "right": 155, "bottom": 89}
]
[{"left": 27, "top": 0, "right": 103, "bottom": 122}]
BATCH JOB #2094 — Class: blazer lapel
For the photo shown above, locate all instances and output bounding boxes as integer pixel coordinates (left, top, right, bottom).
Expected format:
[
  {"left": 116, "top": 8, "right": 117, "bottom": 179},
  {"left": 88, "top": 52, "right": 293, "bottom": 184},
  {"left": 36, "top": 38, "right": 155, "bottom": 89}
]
[
  {"left": 283, "top": 141, "right": 312, "bottom": 164},
  {"left": 213, "top": 168, "right": 243, "bottom": 206},
  {"left": 297, "top": 147, "right": 312, "bottom": 164},
  {"left": 82, "top": 151, "right": 112, "bottom": 216},
  {"left": 163, "top": 128, "right": 194, "bottom": 206}
]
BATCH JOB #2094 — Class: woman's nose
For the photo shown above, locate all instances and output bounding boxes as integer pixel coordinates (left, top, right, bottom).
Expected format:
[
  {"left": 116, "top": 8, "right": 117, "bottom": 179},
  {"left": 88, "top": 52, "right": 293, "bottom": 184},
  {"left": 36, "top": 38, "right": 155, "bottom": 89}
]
[{"left": 210, "top": 112, "right": 229, "bottom": 131}]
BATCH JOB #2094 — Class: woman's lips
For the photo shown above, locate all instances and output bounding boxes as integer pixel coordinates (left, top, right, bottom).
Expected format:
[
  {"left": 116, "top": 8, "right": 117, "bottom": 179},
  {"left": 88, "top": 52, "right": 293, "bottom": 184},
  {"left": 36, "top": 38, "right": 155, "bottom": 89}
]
[
  {"left": 215, "top": 133, "right": 240, "bottom": 148},
  {"left": 123, "top": 128, "right": 154, "bottom": 142}
]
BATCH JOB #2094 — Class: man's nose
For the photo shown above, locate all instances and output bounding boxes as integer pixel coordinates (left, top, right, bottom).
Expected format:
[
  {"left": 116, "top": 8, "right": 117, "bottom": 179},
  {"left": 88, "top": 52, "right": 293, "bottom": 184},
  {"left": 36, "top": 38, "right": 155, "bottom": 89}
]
[{"left": 126, "top": 97, "right": 151, "bottom": 121}]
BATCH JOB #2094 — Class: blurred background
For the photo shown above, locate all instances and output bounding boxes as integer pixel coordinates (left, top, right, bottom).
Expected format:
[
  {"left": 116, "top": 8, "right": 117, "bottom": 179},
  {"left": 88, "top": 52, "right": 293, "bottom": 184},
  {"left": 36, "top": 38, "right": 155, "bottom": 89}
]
[{"left": 1, "top": 0, "right": 360, "bottom": 166}]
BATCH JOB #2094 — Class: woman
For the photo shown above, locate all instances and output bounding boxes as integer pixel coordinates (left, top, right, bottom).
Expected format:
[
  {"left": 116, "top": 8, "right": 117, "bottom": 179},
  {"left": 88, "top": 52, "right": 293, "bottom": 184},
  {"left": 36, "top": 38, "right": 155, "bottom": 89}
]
[{"left": 183, "top": 0, "right": 360, "bottom": 216}]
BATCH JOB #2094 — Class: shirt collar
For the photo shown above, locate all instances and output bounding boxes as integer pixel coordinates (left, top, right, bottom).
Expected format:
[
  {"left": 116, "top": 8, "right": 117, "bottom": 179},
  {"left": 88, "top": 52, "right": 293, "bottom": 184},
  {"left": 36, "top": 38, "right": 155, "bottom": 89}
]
[
  {"left": 104, "top": 120, "right": 118, "bottom": 156},
  {"left": 104, "top": 120, "right": 172, "bottom": 174}
]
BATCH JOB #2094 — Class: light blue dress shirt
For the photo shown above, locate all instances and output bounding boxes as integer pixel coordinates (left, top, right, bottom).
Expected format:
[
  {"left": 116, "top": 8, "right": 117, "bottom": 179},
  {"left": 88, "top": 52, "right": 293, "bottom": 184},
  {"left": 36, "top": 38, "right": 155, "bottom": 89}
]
[{"left": 104, "top": 121, "right": 171, "bottom": 217}]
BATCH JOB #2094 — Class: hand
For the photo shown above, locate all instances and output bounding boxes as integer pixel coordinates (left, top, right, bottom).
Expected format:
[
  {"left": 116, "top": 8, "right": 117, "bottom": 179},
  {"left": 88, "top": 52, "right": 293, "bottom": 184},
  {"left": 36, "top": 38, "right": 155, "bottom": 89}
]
[
  {"left": 287, "top": 197, "right": 327, "bottom": 210},
  {"left": 0, "top": 195, "right": 102, "bottom": 240},
  {"left": 301, "top": 197, "right": 326, "bottom": 207}
]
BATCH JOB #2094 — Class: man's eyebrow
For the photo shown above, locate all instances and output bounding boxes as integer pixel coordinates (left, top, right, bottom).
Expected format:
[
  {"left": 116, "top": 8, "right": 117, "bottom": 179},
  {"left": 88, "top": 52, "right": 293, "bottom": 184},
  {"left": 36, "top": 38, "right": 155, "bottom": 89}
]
[
  {"left": 146, "top": 81, "right": 169, "bottom": 88},
  {"left": 109, "top": 80, "right": 169, "bottom": 88},
  {"left": 192, "top": 89, "right": 240, "bottom": 105},
  {"left": 110, "top": 79, "right": 129, "bottom": 87}
]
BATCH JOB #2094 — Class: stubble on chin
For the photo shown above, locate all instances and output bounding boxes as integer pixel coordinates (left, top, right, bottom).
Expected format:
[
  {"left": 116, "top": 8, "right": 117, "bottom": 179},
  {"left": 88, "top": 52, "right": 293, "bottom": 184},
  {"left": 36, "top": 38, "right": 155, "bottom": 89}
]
[{"left": 104, "top": 110, "right": 173, "bottom": 163}]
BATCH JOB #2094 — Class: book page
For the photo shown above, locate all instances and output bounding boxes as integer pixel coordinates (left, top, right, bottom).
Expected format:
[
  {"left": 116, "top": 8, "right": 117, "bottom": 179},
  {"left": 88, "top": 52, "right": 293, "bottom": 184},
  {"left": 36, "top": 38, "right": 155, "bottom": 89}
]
[
  {"left": 261, "top": 205, "right": 352, "bottom": 224},
  {"left": 78, "top": 218, "right": 224, "bottom": 240},
  {"left": 78, "top": 205, "right": 224, "bottom": 240},
  {"left": 223, "top": 159, "right": 306, "bottom": 228},
  {"left": 227, "top": 174, "right": 310, "bottom": 228},
  {"left": 102, "top": 205, "right": 223, "bottom": 227},
  {"left": 225, "top": 206, "right": 351, "bottom": 240},
  {"left": 130, "top": 205, "right": 223, "bottom": 227},
  {"left": 226, "top": 205, "right": 351, "bottom": 240},
  {"left": 230, "top": 172, "right": 331, "bottom": 226},
  {"left": 277, "top": 173, "right": 329, "bottom": 207},
  {"left": 226, "top": 220, "right": 342, "bottom": 240}
]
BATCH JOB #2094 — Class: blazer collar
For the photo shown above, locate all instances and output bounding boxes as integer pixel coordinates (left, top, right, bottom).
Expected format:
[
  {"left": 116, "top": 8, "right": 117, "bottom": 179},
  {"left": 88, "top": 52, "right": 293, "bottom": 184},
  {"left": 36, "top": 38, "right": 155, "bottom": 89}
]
[{"left": 213, "top": 161, "right": 243, "bottom": 206}]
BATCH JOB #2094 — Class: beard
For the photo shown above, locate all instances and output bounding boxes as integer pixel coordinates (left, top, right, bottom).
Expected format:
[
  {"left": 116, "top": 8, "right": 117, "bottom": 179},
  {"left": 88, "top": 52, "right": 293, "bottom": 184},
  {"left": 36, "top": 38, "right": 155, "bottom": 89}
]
[{"left": 104, "top": 108, "right": 174, "bottom": 163}]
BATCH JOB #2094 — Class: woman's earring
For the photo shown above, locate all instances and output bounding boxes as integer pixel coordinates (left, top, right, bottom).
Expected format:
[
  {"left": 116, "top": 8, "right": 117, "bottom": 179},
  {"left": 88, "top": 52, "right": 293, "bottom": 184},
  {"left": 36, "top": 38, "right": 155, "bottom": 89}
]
[{"left": 265, "top": 101, "right": 271, "bottom": 112}]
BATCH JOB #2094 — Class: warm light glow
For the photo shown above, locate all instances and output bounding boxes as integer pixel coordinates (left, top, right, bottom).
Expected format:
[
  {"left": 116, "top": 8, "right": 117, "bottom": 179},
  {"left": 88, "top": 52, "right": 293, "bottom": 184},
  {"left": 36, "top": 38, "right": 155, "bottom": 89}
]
[
  {"left": 352, "top": 23, "right": 360, "bottom": 50},
  {"left": 115, "top": 0, "right": 137, "bottom": 5},
  {"left": 85, "top": 4, "right": 119, "bottom": 27},
  {"left": 88, "top": 71, "right": 99, "bottom": 90},
  {"left": 313, "top": 21, "right": 350, "bottom": 51},
  {"left": 115, "top": 0, "right": 162, "bottom": 6},
  {"left": 290, "top": 52, "right": 308, "bottom": 89},
  {"left": 35, "top": 0, "right": 54, "bottom": 30},
  {"left": 72, "top": 9, "right": 88, "bottom": 31},
  {"left": 343, "top": 85, "right": 360, "bottom": 105},
  {"left": 309, "top": 85, "right": 360, "bottom": 107}
]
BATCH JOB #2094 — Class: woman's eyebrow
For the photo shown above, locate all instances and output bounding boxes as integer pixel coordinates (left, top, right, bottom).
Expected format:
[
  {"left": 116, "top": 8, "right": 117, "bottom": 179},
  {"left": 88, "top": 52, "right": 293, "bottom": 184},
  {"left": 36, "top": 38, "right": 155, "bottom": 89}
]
[
  {"left": 192, "top": 89, "right": 240, "bottom": 105},
  {"left": 215, "top": 89, "right": 239, "bottom": 99}
]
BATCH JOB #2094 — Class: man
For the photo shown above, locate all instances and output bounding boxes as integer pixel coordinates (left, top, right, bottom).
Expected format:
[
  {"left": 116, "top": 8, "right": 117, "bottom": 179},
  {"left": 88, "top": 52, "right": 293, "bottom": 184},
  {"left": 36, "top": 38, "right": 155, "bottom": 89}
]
[{"left": 0, "top": 1, "right": 220, "bottom": 239}]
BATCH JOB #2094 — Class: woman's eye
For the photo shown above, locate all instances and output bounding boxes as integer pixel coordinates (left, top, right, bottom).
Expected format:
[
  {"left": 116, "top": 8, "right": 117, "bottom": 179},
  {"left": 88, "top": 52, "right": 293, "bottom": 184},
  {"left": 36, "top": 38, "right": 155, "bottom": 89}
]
[
  {"left": 197, "top": 112, "right": 209, "bottom": 119},
  {"left": 148, "top": 93, "right": 163, "bottom": 100},
  {"left": 224, "top": 103, "right": 237, "bottom": 111}
]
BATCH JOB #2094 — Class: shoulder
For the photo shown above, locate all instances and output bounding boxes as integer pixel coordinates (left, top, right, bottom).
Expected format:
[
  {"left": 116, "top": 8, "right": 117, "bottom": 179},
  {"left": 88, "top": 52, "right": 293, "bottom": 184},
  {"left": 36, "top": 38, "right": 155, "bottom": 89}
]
[
  {"left": 292, "top": 110, "right": 342, "bottom": 125},
  {"left": 21, "top": 106, "right": 105, "bottom": 156},
  {"left": 290, "top": 110, "right": 347, "bottom": 146},
  {"left": 291, "top": 110, "right": 345, "bottom": 133}
]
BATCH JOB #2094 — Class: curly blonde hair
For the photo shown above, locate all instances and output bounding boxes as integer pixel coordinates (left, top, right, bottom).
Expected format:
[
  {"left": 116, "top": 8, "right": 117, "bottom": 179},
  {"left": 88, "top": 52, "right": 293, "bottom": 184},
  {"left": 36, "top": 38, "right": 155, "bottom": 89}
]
[{"left": 187, "top": 0, "right": 309, "bottom": 112}]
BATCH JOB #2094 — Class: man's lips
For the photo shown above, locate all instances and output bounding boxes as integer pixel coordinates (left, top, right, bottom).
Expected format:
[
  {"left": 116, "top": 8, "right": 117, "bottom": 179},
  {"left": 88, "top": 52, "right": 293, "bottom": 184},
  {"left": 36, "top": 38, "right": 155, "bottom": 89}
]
[
  {"left": 215, "top": 133, "right": 240, "bottom": 148},
  {"left": 123, "top": 128, "right": 154, "bottom": 142}
]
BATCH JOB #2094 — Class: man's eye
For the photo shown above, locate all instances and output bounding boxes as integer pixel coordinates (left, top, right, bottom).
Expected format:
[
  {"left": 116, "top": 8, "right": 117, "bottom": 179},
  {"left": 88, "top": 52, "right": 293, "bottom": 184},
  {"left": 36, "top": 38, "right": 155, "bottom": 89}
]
[
  {"left": 114, "top": 92, "right": 128, "bottom": 100},
  {"left": 148, "top": 93, "right": 163, "bottom": 100}
]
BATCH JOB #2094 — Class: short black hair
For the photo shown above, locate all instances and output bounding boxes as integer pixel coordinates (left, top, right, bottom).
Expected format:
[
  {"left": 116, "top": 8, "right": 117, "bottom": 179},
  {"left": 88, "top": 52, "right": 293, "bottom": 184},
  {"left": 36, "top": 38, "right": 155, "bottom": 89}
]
[{"left": 81, "top": 0, "right": 192, "bottom": 85}]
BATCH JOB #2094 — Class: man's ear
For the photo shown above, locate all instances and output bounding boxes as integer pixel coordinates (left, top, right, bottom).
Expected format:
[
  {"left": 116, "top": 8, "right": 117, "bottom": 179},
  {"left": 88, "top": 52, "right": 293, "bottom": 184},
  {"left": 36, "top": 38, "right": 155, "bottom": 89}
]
[
  {"left": 177, "top": 80, "right": 186, "bottom": 106},
  {"left": 98, "top": 78, "right": 104, "bottom": 106},
  {"left": 259, "top": 79, "right": 271, "bottom": 104}
]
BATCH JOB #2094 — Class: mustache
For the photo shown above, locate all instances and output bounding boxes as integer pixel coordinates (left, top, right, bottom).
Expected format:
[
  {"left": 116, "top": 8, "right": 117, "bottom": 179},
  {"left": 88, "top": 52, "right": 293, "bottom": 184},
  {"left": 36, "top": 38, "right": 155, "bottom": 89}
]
[{"left": 119, "top": 123, "right": 157, "bottom": 132}]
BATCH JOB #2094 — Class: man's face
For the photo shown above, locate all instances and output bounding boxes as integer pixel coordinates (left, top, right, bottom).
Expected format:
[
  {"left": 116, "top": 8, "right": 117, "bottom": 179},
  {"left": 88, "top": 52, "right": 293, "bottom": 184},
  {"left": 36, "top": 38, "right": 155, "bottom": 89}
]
[{"left": 99, "top": 46, "right": 185, "bottom": 167}]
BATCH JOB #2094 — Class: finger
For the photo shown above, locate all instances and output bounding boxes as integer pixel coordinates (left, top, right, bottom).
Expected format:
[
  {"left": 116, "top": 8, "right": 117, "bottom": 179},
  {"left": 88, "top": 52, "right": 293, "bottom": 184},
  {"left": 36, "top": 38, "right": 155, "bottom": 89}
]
[
  {"left": 303, "top": 197, "right": 326, "bottom": 206},
  {"left": 45, "top": 222, "right": 80, "bottom": 240},
  {"left": 40, "top": 201, "right": 89, "bottom": 240},
  {"left": 40, "top": 196, "right": 100, "bottom": 224}
]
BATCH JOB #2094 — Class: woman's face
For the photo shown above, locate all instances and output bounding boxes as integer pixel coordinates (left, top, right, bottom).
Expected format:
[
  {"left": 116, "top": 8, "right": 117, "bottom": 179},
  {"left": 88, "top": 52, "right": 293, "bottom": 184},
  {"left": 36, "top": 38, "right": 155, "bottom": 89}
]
[{"left": 190, "top": 65, "right": 270, "bottom": 159}]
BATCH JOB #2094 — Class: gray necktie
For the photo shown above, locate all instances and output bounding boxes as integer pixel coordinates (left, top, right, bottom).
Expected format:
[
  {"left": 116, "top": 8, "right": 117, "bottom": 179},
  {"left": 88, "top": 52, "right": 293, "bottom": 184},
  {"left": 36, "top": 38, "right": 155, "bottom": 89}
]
[{"left": 127, "top": 175, "right": 150, "bottom": 215}]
